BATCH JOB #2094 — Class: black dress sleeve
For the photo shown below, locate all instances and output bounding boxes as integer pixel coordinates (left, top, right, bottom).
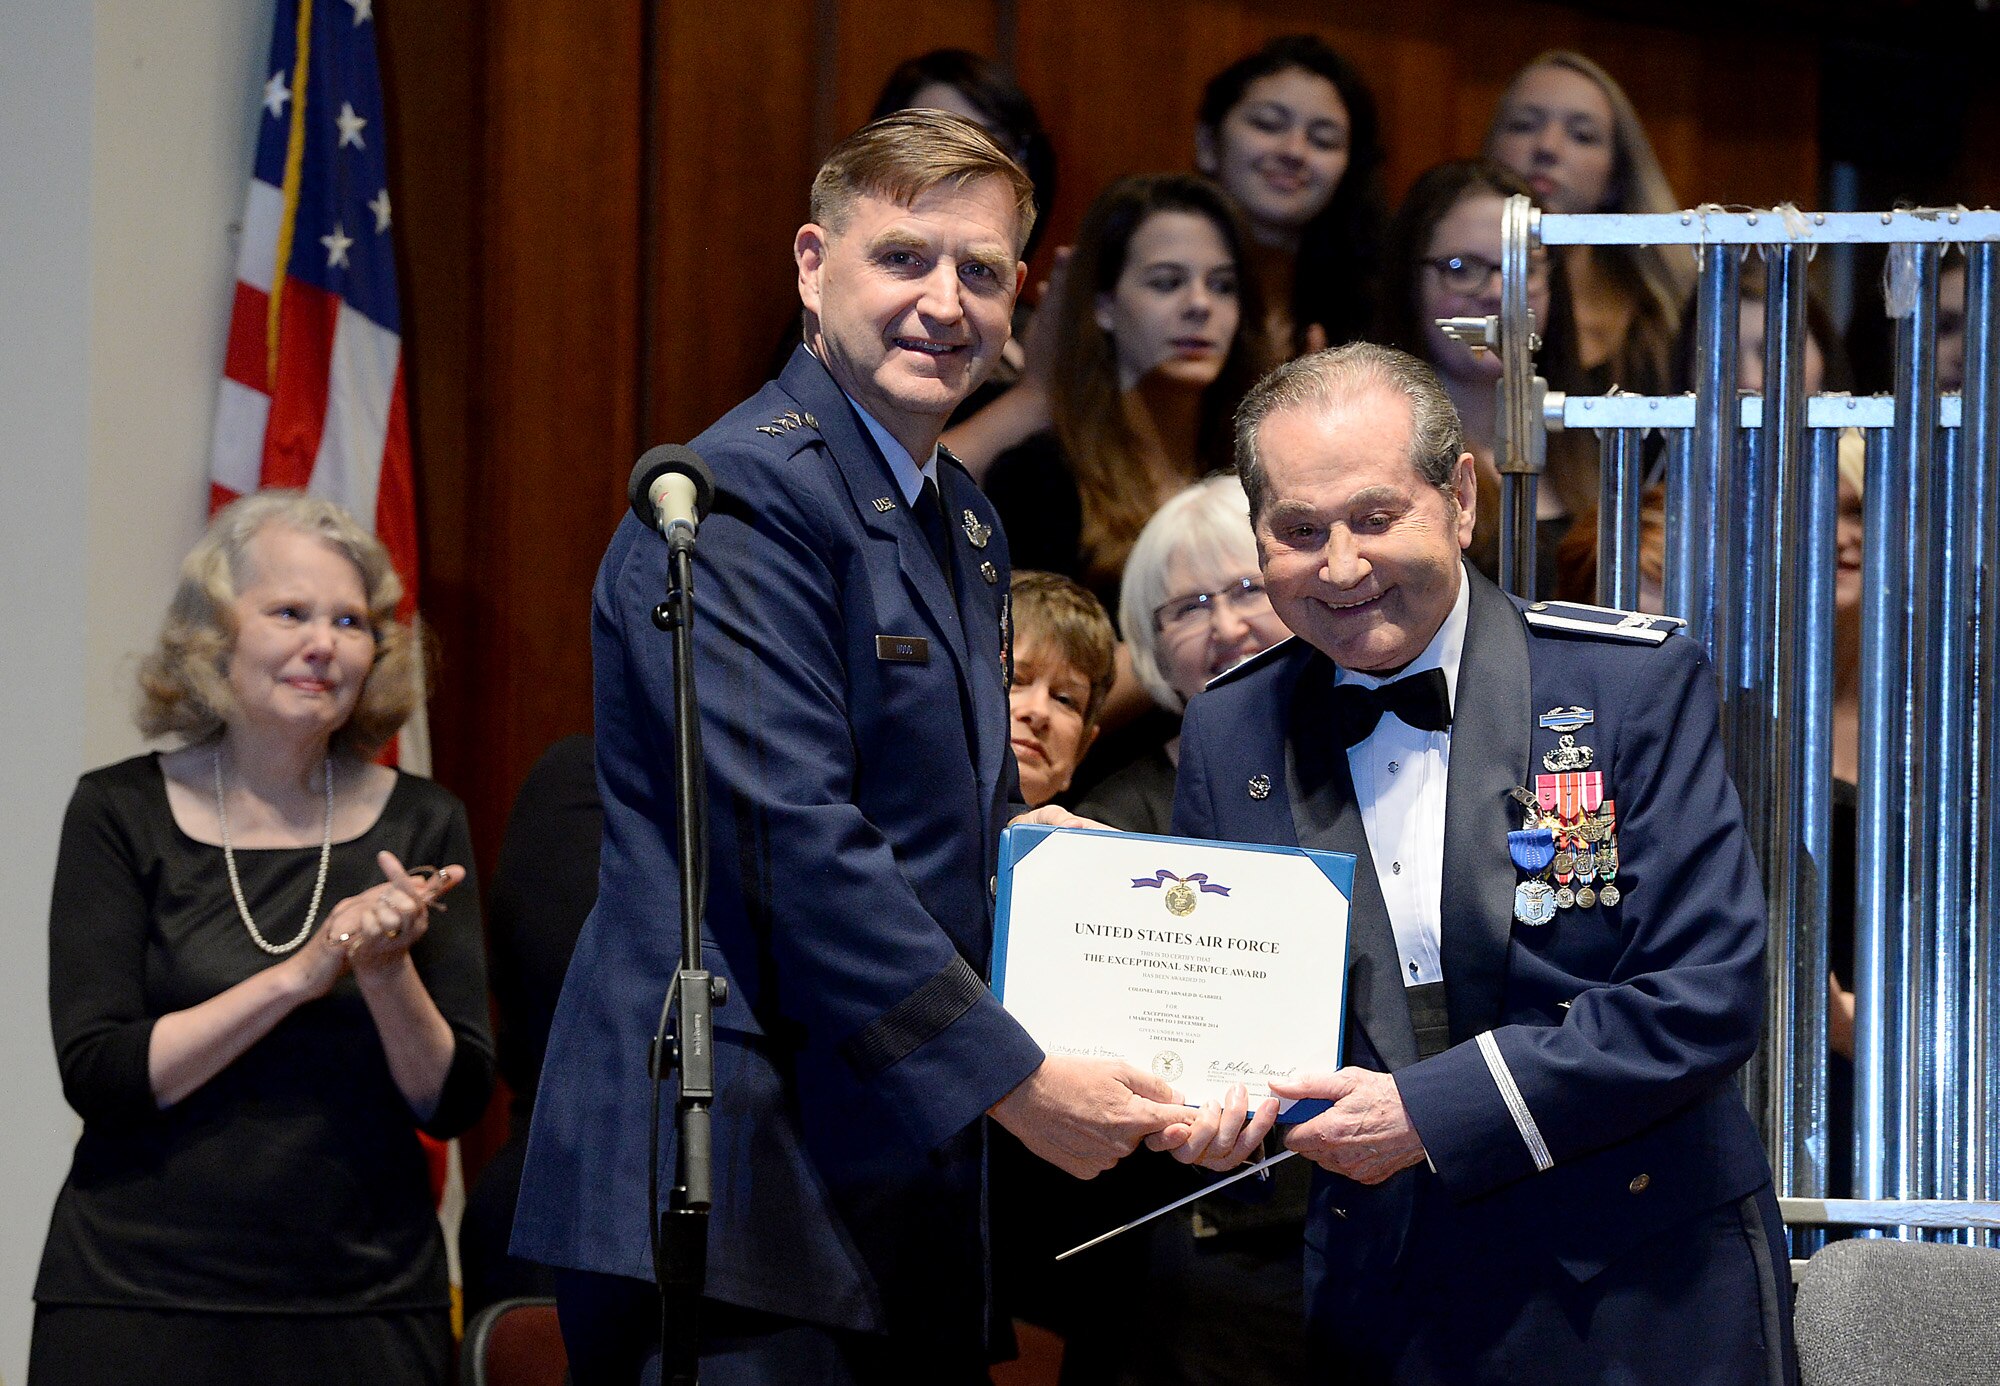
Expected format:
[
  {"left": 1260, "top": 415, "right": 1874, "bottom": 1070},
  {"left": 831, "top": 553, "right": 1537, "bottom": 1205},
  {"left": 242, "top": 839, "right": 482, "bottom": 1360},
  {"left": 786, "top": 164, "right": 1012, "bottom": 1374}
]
[
  {"left": 408, "top": 786, "right": 497, "bottom": 1139},
  {"left": 47, "top": 773, "right": 162, "bottom": 1127},
  {"left": 487, "top": 735, "right": 602, "bottom": 1115},
  {"left": 983, "top": 430, "right": 1085, "bottom": 582}
]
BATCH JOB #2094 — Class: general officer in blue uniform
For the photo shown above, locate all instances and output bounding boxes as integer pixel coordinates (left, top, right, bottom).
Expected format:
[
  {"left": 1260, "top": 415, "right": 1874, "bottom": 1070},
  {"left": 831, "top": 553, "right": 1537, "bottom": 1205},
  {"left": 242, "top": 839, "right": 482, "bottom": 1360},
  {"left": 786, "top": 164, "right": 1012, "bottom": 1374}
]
[
  {"left": 1163, "top": 342, "right": 1797, "bottom": 1384},
  {"left": 512, "top": 111, "right": 1190, "bottom": 1384}
]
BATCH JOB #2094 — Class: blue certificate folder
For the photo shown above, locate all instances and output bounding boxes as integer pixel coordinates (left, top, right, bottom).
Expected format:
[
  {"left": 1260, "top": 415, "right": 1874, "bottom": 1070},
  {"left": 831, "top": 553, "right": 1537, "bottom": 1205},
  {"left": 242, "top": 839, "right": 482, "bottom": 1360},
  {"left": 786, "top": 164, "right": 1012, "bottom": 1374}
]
[{"left": 993, "top": 824, "right": 1357, "bottom": 1124}]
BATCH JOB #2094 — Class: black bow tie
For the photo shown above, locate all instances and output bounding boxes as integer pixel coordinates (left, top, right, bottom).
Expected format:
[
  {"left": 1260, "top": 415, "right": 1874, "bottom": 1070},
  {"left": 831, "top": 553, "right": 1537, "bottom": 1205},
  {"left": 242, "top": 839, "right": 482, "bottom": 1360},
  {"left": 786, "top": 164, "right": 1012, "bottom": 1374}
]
[{"left": 1329, "top": 668, "right": 1453, "bottom": 749}]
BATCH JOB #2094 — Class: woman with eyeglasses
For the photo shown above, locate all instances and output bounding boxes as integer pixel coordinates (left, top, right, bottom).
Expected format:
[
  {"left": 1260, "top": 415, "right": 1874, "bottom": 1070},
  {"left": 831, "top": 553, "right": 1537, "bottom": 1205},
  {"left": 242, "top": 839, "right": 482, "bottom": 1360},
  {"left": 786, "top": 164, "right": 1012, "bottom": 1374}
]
[
  {"left": 984, "top": 174, "right": 1272, "bottom": 776},
  {"left": 1377, "top": 159, "right": 1596, "bottom": 593},
  {"left": 1484, "top": 51, "right": 1695, "bottom": 396},
  {"left": 1076, "top": 474, "right": 1290, "bottom": 837}
]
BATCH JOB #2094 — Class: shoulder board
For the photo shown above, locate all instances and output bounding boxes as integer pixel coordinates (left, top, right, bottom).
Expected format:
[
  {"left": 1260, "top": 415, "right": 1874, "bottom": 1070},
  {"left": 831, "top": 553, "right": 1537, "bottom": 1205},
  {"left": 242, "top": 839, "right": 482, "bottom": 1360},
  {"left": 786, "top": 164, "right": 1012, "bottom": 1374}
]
[
  {"left": 937, "top": 442, "right": 972, "bottom": 478},
  {"left": 1202, "top": 636, "right": 1301, "bottom": 691},
  {"left": 1521, "top": 600, "right": 1686, "bottom": 646}
]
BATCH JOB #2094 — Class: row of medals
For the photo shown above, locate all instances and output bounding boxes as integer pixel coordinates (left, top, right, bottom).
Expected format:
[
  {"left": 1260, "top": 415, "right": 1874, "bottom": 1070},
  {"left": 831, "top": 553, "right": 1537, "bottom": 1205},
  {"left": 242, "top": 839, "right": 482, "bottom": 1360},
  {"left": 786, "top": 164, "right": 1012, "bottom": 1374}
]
[{"left": 1515, "top": 803, "right": 1621, "bottom": 925}]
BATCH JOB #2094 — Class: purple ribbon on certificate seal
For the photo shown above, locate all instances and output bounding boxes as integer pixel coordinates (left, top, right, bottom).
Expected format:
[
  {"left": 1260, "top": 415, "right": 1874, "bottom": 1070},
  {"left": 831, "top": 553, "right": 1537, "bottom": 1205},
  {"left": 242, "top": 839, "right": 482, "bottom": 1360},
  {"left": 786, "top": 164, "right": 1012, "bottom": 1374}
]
[{"left": 1132, "top": 869, "right": 1231, "bottom": 918}]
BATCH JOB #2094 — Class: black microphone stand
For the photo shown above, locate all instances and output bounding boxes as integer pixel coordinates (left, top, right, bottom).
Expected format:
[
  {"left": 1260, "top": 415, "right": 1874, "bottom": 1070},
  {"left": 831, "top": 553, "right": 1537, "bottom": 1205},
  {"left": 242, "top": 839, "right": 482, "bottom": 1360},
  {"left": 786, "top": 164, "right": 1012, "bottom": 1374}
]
[{"left": 646, "top": 525, "right": 725, "bottom": 1386}]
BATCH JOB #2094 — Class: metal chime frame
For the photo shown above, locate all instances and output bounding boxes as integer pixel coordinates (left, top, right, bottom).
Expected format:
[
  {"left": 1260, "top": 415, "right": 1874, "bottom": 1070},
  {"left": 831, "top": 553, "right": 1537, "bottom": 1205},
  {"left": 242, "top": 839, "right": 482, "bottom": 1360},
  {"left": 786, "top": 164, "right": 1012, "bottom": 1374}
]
[{"left": 1481, "top": 198, "right": 2000, "bottom": 1244}]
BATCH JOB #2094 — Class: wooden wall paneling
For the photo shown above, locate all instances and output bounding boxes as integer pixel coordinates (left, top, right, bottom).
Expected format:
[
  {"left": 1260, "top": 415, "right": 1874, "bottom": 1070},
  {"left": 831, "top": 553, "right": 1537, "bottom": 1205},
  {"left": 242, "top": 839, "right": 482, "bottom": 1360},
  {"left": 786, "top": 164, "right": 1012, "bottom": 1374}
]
[
  {"left": 377, "top": 0, "right": 482, "bottom": 812},
  {"left": 1573, "top": 19, "right": 1708, "bottom": 202},
  {"left": 647, "top": 2, "right": 818, "bottom": 453},
  {"left": 1320, "top": 6, "right": 1463, "bottom": 204},
  {"left": 828, "top": 0, "right": 1004, "bottom": 145},
  {"left": 379, "top": 0, "right": 510, "bottom": 1182},
  {"left": 1693, "top": 32, "right": 1819, "bottom": 206},
  {"left": 464, "top": 0, "right": 646, "bottom": 873},
  {"left": 1011, "top": 0, "right": 1235, "bottom": 261}
]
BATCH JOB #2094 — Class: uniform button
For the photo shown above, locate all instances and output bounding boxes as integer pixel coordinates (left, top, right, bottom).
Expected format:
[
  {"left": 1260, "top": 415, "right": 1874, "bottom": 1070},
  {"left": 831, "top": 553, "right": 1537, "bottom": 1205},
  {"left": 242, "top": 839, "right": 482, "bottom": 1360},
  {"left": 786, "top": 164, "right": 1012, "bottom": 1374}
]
[
  {"left": 1391, "top": 860, "right": 1402, "bottom": 875},
  {"left": 989, "top": 875, "right": 998, "bottom": 899},
  {"left": 1628, "top": 1173, "right": 1651, "bottom": 1194},
  {"left": 1388, "top": 760, "right": 1400, "bottom": 773}
]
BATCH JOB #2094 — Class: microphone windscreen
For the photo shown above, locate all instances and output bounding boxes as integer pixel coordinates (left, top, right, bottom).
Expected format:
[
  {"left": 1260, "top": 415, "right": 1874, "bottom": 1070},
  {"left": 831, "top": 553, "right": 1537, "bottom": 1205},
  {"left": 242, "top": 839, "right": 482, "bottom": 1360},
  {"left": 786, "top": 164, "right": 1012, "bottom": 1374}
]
[{"left": 628, "top": 444, "right": 716, "bottom": 527}]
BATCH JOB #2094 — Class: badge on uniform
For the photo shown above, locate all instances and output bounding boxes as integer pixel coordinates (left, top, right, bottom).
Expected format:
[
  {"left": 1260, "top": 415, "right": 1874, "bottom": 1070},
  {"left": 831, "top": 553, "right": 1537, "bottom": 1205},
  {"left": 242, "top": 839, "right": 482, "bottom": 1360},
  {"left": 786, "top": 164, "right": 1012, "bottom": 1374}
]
[
  {"left": 1510, "top": 827, "right": 1558, "bottom": 926},
  {"left": 1522, "top": 771, "right": 1625, "bottom": 914},
  {"left": 961, "top": 510, "right": 991, "bottom": 549},
  {"left": 754, "top": 409, "right": 818, "bottom": 438}
]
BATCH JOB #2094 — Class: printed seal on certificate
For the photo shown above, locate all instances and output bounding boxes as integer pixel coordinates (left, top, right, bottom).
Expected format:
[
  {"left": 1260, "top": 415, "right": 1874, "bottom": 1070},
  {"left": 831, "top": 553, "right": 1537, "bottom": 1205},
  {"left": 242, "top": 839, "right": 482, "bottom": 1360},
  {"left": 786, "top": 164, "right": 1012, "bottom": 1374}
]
[{"left": 992, "top": 824, "right": 1356, "bottom": 1122}]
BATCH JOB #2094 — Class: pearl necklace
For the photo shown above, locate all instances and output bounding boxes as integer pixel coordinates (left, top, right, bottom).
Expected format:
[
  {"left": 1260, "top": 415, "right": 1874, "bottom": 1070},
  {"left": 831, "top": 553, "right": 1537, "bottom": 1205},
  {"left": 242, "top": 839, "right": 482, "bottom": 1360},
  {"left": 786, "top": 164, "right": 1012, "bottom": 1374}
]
[{"left": 215, "top": 745, "right": 334, "bottom": 955}]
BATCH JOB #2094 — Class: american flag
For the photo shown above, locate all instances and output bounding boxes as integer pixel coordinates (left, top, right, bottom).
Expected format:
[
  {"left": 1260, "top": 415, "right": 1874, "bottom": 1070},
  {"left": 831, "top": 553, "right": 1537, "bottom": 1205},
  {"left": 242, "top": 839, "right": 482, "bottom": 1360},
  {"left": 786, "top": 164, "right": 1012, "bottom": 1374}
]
[
  {"left": 210, "top": 0, "right": 428, "bottom": 772},
  {"left": 209, "top": 0, "right": 458, "bottom": 1291},
  {"left": 210, "top": 0, "right": 418, "bottom": 626}
]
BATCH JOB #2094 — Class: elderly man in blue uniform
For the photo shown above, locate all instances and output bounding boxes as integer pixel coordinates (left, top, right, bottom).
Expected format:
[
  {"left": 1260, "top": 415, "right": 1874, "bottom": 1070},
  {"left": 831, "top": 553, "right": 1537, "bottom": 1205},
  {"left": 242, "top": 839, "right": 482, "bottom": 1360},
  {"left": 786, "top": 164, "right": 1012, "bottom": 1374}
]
[
  {"left": 512, "top": 111, "right": 1191, "bottom": 1384},
  {"left": 1165, "top": 343, "right": 1796, "bottom": 1384}
]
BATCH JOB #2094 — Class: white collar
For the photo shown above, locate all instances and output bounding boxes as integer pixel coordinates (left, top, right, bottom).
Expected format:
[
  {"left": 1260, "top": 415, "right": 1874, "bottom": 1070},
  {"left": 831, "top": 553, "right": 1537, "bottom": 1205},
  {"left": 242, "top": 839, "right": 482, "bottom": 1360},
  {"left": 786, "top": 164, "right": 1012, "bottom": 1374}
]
[
  {"left": 1334, "top": 561, "right": 1471, "bottom": 711},
  {"left": 846, "top": 395, "right": 939, "bottom": 507}
]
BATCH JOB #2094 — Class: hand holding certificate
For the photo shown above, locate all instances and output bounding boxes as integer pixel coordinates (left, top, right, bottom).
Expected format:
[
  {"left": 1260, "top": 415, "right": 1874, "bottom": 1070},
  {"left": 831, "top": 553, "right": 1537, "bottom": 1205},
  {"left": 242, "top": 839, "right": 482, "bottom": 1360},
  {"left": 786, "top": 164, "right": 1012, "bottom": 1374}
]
[{"left": 993, "top": 825, "right": 1356, "bottom": 1124}]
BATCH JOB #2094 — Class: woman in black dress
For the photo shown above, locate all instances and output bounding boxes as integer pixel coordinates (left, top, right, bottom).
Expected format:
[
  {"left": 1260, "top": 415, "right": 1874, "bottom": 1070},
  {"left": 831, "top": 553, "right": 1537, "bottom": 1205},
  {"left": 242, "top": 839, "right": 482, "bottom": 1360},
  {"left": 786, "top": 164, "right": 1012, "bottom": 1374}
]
[
  {"left": 985, "top": 173, "right": 1270, "bottom": 782},
  {"left": 31, "top": 492, "right": 494, "bottom": 1385},
  {"left": 985, "top": 172, "right": 1268, "bottom": 614}
]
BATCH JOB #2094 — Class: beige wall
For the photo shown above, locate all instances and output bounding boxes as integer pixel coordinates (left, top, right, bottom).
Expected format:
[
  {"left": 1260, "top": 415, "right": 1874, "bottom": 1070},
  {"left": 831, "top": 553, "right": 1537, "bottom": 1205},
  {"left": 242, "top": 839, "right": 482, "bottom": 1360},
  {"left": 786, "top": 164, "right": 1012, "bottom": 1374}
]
[
  {"left": 0, "top": 2, "right": 270, "bottom": 1378},
  {"left": 87, "top": 1, "right": 272, "bottom": 762}
]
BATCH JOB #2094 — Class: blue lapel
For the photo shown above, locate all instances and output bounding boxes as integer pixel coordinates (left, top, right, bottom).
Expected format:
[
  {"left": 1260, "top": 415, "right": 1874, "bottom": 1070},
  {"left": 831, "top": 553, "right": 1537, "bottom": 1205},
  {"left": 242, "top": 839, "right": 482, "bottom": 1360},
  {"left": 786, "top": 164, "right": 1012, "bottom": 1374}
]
[
  {"left": 777, "top": 350, "right": 974, "bottom": 675},
  {"left": 936, "top": 459, "right": 1009, "bottom": 804},
  {"left": 773, "top": 348, "right": 1003, "bottom": 814}
]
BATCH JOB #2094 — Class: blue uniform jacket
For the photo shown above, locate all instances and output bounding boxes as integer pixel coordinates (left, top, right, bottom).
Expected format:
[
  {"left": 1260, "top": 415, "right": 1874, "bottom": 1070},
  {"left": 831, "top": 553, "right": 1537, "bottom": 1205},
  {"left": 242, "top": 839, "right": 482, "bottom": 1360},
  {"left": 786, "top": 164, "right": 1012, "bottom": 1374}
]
[
  {"left": 512, "top": 348, "right": 1045, "bottom": 1350},
  {"left": 1174, "top": 566, "right": 1779, "bottom": 1317}
]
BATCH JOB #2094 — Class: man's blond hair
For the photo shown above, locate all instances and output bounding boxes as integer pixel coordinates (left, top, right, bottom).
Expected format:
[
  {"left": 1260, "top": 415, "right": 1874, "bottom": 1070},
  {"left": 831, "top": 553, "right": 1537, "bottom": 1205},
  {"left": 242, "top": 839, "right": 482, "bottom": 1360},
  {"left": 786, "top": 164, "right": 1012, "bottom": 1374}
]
[{"left": 810, "top": 109, "right": 1037, "bottom": 253}]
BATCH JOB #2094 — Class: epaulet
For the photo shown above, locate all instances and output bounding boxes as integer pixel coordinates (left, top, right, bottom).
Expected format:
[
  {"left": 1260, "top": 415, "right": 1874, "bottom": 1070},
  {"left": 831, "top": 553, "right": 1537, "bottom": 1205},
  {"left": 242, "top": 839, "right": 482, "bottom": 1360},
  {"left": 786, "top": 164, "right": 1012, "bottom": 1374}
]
[
  {"left": 1202, "top": 636, "right": 1301, "bottom": 691},
  {"left": 750, "top": 408, "right": 821, "bottom": 448},
  {"left": 937, "top": 442, "right": 972, "bottom": 477},
  {"left": 1520, "top": 600, "right": 1686, "bottom": 646}
]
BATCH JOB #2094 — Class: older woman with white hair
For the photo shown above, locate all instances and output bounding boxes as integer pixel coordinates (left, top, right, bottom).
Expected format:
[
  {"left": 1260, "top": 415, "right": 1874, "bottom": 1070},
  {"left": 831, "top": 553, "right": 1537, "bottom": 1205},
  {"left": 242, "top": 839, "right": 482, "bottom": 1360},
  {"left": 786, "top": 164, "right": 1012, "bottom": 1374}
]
[
  {"left": 1076, "top": 472, "right": 1290, "bottom": 834},
  {"left": 31, "top": 491, "right": 493, "bottom": 1386}
]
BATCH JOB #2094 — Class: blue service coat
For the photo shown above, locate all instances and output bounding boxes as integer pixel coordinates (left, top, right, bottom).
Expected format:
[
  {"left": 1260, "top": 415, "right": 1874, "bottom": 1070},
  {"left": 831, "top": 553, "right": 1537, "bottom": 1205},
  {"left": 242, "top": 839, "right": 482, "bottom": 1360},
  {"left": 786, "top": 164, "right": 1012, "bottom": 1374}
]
[
  {"left": 1174, "top": 566, "right": 1792, "bottom": 1381},
  {"left": 512, "top": 348, "right": 1045, "bottom": 1352}
]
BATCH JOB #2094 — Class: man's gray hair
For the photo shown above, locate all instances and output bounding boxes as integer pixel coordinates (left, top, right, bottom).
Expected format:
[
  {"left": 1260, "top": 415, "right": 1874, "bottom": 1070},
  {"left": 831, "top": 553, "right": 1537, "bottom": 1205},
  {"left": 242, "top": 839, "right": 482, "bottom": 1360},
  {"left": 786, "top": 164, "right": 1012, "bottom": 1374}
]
[{"left": 1233, "top": 342, "right": 1465, "bottom": 521}]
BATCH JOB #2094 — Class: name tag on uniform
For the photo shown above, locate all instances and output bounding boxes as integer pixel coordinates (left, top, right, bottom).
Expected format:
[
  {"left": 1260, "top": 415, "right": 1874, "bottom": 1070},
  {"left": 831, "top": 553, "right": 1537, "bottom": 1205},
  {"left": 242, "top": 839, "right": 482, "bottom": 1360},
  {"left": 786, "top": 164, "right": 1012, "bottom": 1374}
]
[{"left": 876, "top": 634, "right": 930, "bottom": 665}]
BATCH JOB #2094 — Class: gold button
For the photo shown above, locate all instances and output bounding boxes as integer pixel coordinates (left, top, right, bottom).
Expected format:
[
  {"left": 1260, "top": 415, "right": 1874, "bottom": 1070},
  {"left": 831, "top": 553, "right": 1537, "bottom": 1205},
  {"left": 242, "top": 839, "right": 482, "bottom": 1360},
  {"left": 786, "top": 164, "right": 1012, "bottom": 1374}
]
[{"left": 1628, "top": 1173, "right": 1651, "bottom": 1194}]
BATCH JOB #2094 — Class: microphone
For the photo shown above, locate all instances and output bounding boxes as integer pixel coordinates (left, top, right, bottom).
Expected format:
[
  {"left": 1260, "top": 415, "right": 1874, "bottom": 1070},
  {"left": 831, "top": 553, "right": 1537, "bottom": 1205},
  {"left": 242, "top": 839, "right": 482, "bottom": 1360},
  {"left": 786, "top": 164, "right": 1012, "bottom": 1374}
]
[{"left": 629, "top": 445, "right": 716, "bottom": 548}]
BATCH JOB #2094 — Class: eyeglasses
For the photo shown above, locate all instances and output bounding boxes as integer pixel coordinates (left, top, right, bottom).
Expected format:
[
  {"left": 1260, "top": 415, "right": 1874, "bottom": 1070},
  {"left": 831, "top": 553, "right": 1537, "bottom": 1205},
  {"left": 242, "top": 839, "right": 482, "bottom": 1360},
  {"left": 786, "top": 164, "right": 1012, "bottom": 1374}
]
[
  {"left": 1423, "top": 252, "right": 1550, "bottom": 295},
  {"left": 1153, "top": 577, "right": 1272, "bottom": 635}
]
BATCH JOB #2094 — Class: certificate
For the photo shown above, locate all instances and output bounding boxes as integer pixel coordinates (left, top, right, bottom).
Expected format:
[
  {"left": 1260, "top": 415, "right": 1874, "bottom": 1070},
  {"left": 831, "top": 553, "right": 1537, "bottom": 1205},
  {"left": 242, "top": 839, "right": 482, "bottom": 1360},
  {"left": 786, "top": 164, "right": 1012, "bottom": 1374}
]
[{"left": 993, "top": 825, "right": 1355, "bottom": 1121}]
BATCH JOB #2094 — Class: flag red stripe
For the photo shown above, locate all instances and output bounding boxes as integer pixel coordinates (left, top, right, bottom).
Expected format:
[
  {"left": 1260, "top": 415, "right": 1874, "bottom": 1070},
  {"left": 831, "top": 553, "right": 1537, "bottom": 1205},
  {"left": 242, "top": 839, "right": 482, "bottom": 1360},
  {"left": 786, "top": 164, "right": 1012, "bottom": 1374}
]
[
  {"left": 222, "top": 282, "right": 273, "bottom": 393},
  {"left": 261, "top": 276, "right": 340, "bottom": 490},
  {"left": 374, "top": 364, "right": 420, "bottom": 615}
]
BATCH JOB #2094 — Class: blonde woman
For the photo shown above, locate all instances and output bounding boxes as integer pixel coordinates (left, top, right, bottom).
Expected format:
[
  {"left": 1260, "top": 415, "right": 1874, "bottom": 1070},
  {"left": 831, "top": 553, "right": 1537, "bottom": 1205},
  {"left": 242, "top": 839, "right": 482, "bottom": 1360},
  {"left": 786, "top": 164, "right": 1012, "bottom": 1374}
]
[
  {"left": 1486, "top": 50, "right": 1697, "bottom": 394},
  {"left": 31, "top": 491, "right": 493, "bottom": 1386}
]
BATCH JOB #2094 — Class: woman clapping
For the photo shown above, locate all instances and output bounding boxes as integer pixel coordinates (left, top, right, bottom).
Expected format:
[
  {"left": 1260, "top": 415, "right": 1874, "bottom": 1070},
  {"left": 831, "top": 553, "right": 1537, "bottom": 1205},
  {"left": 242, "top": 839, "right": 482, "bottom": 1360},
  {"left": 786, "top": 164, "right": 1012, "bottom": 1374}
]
[{"left": 31, "top": 492, "right": 493, "bottom": 1386}]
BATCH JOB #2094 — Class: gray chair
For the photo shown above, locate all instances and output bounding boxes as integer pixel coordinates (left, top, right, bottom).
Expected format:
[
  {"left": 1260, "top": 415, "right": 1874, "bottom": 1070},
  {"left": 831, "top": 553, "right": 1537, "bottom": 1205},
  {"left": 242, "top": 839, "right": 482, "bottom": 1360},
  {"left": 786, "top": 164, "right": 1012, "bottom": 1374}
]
[{"left": 1792, "top": 1238, "right": 2000, "bottom": 1384}]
